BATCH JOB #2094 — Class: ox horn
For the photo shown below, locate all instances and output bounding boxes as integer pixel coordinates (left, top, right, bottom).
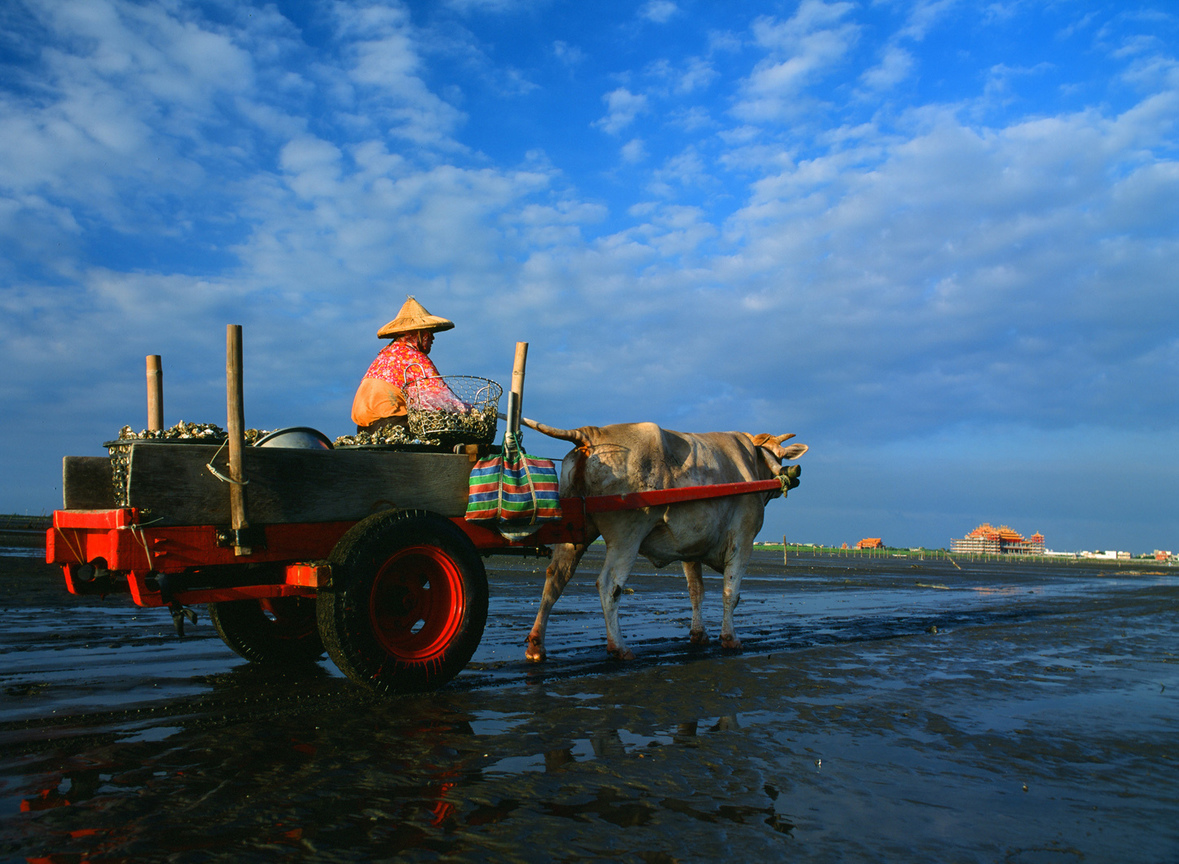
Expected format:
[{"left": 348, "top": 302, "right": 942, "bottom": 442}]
[
  {"left": 773, "top": 433, "right": 796, "bottom": 444},
  {"left": 521, "top": 416, "right": 591, "bottom": 449}
]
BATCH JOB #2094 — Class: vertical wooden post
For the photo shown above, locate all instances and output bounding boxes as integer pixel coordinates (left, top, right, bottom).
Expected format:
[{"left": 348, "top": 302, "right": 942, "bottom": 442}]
[
  {"left": 146, "top": 355, "right": 163, "bottom": 431},
  {"left": 509, "top": 342, "right": 528, "bottom": 436},
  {"left": 783, "top": 534, "right": 787, "bottom": 566},
  {"left": 226, "top": 325, "right": 250, "bottom": 555}
]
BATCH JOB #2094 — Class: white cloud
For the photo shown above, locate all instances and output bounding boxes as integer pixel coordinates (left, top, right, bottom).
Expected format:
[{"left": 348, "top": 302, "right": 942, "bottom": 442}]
[
  {"left": 897, "top": 0, "right": 958, "bottom": 42},
  {"left": 644, "top": 56, "right": 716, "bottom": 95},
  {"left": 639, "top": 1, "right": 678, "bottom": 24},
  {"left": 734, "top": 1, "right": 860, "bottom": 122},
  {"left": 860, "top": 46, "right": 914, "bottom": 92},
  {"left": 647, "top": 147, "right": 711, "bottom": 198},
  {"left": 707, "top": 29, "right": 744, "bottom": 54},
  {"left": 668, "top": 105, "right": 713, "bottom": 131},
  {"left": 677, "top": 57, "right": 717, "bottom": 94},
  {"left": 0, "top": 0, "right": 258, "bottom": 203},
  {"left": 621, "top": 138, "right": 647, "bottom": 163},
  {"left": 711, "top": 95, "right": 1179, "bottom": 439},
  {"left": 333, "top": 3, "right": 466, "bottom": 146},
  {"left": 595, "top": 87, "right": 649, "bottom": 135},
  {"left": 444, "top": 0, "right": 536, "bottom": 11},
  {"left": 552, "top": 40, "right": 586, "bottom": 66},
  {"left": 279, "top": 136, "right": 345, "bottom": 200}
]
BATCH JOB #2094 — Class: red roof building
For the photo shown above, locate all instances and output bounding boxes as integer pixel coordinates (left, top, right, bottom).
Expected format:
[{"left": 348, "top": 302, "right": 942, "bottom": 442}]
[{"left": 951, "top": 524, "right": 1045, "bottom": 555}]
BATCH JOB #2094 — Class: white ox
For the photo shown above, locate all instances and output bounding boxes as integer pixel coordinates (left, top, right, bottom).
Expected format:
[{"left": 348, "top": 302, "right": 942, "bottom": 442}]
[{"left": 520, "top": 419, "right": 807, "bottom": 662}]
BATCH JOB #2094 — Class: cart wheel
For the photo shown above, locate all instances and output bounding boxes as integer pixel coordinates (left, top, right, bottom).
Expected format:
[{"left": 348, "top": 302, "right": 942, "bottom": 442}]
[
  {"left": 317, "top": 510, "right": 488, "bottom": 695},
  {"left": 209, "top": 596, "right": 325, "bottom": 664}
]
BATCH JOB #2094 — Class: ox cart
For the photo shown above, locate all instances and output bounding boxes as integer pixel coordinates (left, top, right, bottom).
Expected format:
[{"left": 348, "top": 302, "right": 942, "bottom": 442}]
[{"left": 46, "top": 330, "right": 790, "bottom": 695}]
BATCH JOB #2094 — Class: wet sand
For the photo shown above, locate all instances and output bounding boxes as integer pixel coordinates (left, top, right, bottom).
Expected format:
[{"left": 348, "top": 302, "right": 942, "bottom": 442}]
[{"left": 1, "top": 548, "right": 1176, "bottom": 862}]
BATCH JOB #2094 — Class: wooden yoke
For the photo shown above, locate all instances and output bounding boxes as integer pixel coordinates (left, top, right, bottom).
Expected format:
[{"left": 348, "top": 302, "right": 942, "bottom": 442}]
[{"left": 226, "top": 325, "right": 251, "bottom": 555}]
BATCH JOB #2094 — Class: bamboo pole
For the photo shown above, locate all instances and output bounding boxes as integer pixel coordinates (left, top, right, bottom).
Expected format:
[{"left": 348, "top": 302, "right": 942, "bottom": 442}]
[
  {"left": 509, "top": 342, "right": 528, "bottom": 436},
  {"left": 146, "top": 355, "right": 163, "bottom": 431},
  {"left": 226, "top": 325, "right": 250, "bottom": 555}
]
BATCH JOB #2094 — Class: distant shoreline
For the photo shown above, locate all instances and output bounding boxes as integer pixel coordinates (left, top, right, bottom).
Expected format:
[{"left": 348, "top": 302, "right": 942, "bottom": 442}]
[
  {"left": 0, "top": 514, "right": 51, "bottom": 549},
  {"left": 8, "top": 514, "right": 1171, "bottom": 568}
]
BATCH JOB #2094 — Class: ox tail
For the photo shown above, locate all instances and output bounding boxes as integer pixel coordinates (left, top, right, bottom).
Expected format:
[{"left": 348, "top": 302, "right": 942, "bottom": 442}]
[{"left": 520, "top": 417, "right": 592, "bottom": 449}]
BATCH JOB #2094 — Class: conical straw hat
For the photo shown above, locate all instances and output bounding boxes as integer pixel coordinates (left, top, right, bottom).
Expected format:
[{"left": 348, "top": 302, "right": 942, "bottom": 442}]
[{"left": 376, "top": 296, "right": 455, "bottom": 338}]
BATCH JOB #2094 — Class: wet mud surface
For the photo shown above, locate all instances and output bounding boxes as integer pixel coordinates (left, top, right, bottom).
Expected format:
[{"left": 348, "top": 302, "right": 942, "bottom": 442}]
[{"left": 2, "top": 547, "right": 1177, "bottom": 862}]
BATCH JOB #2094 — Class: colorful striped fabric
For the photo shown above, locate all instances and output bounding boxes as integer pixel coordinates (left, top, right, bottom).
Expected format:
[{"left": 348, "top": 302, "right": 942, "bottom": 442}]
[{"left": 466, "top": 433, "right": 561, "bottom": 530}]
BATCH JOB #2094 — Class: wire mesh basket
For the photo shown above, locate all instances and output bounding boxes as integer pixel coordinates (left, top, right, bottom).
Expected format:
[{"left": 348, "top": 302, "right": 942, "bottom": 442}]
[{"left": 405, "top": 375, "right": 502, "bottom": 446}]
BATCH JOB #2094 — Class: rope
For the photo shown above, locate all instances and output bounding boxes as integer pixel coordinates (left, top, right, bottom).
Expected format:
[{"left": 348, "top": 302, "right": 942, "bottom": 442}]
[
  {"left": 205, "top": 439, "right": 248, "bottom": 486},
  {"left": 127, "top": 516, "right": 165, "bottom": 567},
  {"left": 58, "top": 527, "right": 85, "bottom": 565}
]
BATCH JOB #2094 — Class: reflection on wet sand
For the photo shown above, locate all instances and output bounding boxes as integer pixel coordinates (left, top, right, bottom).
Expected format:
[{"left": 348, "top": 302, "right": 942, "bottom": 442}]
[{"left": 2, "top": 551, "right": 1177, "bottom": 862}]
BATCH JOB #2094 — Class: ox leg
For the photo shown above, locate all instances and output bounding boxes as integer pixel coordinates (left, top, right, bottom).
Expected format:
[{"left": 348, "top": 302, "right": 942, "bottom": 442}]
[
  {"left": 526, "top": 542, "right": 590, "bottom": 663},
  {"left": 683, "top": 561, "right": 709, "bottom": 645},
  {"left": 596, "top": 540, "right": 643, "bottom": 661},
  {"left": 719, "top": 547, "right": 751, "bottom": 651}
]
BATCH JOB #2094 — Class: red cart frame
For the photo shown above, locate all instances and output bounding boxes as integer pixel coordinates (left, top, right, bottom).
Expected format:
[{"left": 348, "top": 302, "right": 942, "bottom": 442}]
[{"left": 47, "top": 477, "right": 784, "bottom": 609}]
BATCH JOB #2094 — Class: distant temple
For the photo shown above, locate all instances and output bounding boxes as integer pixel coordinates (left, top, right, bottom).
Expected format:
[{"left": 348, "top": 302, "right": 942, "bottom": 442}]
[
  {"left": 856, "top": 538, "right": 884, "bottom": 549},
  {"left": 951, "top": 524, "right": 1045, "bottom": 555}
]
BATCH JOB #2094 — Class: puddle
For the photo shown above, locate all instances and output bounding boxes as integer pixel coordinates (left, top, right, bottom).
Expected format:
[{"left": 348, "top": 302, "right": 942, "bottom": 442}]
[{"left": 0, "top": 547, "right": 44, "bottom": 558}]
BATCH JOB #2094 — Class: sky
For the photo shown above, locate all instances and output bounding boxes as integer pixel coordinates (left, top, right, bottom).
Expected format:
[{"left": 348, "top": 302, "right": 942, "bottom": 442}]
[{"left": 1, "top": 0, "right": 1176, "bottom": 554}]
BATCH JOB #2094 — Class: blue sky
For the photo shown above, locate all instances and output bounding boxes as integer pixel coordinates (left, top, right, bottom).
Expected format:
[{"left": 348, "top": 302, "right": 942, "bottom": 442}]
[{"left": 2, "top": 0, "right": 1176, "bottom": 553}]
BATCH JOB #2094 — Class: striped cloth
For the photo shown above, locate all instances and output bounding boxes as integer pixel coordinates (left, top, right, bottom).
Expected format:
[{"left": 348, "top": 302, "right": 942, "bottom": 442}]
[{"left": 466, "top": 432, "right": 561, "bottom": 533}]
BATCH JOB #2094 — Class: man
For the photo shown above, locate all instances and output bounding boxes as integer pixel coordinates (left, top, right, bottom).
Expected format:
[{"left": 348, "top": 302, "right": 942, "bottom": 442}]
[{"left": 351, "top": 296, "right": 462, "bottom": 433}]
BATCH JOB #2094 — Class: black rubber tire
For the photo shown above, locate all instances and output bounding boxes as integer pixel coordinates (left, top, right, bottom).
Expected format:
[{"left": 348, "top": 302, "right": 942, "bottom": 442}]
[
  {"left": 208, "top": 597, "right": 325, "bottom": 664},
  {"left": 316, "top": 510, "right": 488, "bottom": 695}
]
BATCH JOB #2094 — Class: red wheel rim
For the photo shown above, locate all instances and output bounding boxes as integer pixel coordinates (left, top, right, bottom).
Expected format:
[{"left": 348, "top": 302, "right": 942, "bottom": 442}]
[{"left": 369, "top": 545, "right": 466, "bottom": 661}]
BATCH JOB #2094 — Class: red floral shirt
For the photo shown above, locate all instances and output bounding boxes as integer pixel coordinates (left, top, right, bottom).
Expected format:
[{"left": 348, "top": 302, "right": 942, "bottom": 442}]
[
  {"left": 364, "top": 341, "right": 439, "bottom": 390},
  {"left": 363, "top": 342, "right": 464, "bottom": 411}
]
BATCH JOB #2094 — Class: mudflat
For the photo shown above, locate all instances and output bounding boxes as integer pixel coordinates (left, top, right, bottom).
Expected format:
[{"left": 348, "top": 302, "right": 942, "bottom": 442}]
[{"left": 2, "top": 548, "right": 1176, "bottom": 863}]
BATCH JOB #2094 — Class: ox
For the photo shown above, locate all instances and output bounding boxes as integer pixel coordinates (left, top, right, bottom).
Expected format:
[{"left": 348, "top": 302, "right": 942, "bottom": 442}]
[{"left": 520, "top": 419, "right": 807, "bottom": 662}]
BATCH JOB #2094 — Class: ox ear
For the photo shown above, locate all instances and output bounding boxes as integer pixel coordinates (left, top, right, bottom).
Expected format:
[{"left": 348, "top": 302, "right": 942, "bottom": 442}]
[{"left": 781, "top": 442, "right": 808, "bottom": 460}]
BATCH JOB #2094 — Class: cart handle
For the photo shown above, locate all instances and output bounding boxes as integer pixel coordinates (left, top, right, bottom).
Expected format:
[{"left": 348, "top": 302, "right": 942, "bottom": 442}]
[{"left": 583, "top": 476, "right": 792, "bottom": 514}]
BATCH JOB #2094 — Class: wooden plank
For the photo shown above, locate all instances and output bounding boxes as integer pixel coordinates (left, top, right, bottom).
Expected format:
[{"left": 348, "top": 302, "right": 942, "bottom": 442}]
[
  {"left": 125, "top": 443, "right": 474, "bottom": 525},
  {"left": 62, "top": 456, "right": 117, "bottom": 510}
]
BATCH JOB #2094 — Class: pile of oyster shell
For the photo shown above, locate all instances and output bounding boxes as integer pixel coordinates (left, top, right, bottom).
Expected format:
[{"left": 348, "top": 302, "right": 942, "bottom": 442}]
[
  {"left": 407, "top": 404, "right": 498, "bottom": 446},
  {"left": 107, "top": 422, "right": 275, "bottom": 507},
  {"left": 332, "top": 425, "right": 442, "bottom": 447}
]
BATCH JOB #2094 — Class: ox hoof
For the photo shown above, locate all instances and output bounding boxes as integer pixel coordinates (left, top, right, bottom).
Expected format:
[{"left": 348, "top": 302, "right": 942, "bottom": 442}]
[
  {"left": 719, "top": 636, "right": 743, "bottom": 651},
  {"left": 607, "top": 647, "right": 637, "bottom": 661},
  {"left": 525, "top": 636, "right": 547, "bottom": 663},
  {"left": 689, "top": 629, "right": 710, "bottom": 646}
]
